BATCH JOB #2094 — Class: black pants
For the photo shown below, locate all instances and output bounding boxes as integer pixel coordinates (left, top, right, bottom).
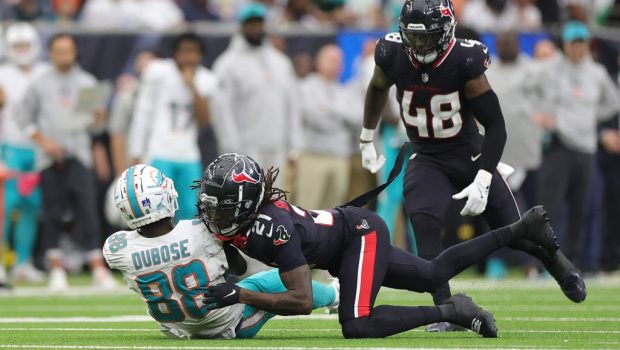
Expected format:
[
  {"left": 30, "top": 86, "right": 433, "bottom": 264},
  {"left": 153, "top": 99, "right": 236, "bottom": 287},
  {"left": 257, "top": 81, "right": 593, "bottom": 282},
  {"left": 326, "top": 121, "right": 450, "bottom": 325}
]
[
  {"left": 336, "top": 207, "right": 519, "bottom": 338},
  {"left": 539, "top": 142, "right": 594, "bottom": 268},
  {"left": 598, "top": 150, "right": 620, "bottom": 271},
  {"left": 40, "top": 159, "right": 102, "bottom": 253},
  {"left": 402, "top": 148, "right": 521, "bottom": 304}
]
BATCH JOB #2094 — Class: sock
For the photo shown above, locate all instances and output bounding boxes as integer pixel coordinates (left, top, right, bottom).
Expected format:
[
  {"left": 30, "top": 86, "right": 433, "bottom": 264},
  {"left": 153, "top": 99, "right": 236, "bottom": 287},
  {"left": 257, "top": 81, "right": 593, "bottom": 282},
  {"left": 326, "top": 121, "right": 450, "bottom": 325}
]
[{"left": 311, "top": 280, "right": 336, "bottom": 308}]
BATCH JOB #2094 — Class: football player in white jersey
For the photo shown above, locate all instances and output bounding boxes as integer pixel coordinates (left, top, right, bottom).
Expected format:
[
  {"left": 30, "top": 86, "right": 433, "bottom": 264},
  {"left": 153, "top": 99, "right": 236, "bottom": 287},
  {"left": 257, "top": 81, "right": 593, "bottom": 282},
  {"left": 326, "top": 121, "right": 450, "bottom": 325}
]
[
  {"left": 0, "top": 22, "right": 48, "bottom": 282},
  {"left": 128, "top": 32, "right": 214, "bottom": 222},
  {"left": 104, "top": 164, "right": 338, "bottom": 339}
]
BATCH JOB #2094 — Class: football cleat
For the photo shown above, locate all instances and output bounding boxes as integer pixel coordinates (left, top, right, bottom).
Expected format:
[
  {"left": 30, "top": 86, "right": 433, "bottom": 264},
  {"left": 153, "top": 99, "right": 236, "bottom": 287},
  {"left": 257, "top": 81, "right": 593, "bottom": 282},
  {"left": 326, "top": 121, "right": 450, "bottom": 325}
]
[
  {"left": 442, "top": 293, "right": 497, "bottom": 338},
  {"left": 544, "top": 250, "right": 587, "bottom": 303},
  {"left": 511, "top": 206, "right": 559, "bottom": 258}
]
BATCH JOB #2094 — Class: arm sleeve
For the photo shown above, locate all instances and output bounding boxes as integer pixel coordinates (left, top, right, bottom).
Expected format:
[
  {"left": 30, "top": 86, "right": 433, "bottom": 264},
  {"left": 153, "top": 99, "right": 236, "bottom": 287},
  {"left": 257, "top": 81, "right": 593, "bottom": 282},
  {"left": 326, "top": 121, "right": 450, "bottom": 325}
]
[
  {"left": 596, "top": 68, "right": 620, "bottom": 121},
  {"left": 469, "top": 89, "right": 507, "bottom": 173},
  {"left": 127, "top": 66, "right": 158, "bottom": 160}
]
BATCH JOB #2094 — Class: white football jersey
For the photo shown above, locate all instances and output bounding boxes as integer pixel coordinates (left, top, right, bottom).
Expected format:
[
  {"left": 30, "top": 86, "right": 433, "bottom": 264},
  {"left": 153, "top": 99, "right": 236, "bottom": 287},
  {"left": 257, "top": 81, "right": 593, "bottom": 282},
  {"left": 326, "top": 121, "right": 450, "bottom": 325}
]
[
  {"left": 128, "top": 59, "right": 218, "bottom": 163},
  {"left": 103, "top": 219, "right": 244, "bottom": 339},
  {"left": 0, "top": 62, "right": 48, "bottom": 146}
]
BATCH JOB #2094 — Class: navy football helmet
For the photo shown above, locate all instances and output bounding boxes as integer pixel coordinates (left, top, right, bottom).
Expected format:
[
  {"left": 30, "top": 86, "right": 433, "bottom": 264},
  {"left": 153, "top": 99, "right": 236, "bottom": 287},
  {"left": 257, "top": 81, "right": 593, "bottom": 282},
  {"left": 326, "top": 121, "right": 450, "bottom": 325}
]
[
  {"left": 197, "top": 153, "right": 265, "bottom": 240},
  {"left": 399, "top": 0, "right": 456, "bottom": 64}
]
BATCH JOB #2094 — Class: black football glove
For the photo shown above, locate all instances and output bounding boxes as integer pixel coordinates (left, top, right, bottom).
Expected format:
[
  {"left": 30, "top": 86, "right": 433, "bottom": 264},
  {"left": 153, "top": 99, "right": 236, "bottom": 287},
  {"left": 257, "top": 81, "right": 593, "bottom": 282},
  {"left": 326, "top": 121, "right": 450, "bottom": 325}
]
[{"left": 203, "top": 281, "right": 241, "bottom": 310}]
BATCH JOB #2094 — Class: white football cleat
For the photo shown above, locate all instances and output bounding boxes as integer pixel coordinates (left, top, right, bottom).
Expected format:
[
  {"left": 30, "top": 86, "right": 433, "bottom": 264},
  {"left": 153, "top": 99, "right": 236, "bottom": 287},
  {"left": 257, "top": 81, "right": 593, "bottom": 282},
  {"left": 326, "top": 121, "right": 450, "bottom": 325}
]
[
  {"left": 48, "top": 268, "right": 69, "bottom": 291},
  {"left": 325, "top": 277, "right": 340, "bottom": 314},
  {"left": 92, "top": 267, "right": 118, "bottom": 290},
  {"left": 12, "top": 262, "right": 45, "bottom": 283}
]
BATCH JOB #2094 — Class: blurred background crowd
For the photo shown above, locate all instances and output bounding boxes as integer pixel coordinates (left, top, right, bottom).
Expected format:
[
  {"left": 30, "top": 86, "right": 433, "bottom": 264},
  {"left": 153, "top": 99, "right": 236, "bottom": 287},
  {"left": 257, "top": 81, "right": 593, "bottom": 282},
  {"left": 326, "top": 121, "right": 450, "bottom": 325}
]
[{"left": 0, "top": 0, "right": 619, "bottom": 290}]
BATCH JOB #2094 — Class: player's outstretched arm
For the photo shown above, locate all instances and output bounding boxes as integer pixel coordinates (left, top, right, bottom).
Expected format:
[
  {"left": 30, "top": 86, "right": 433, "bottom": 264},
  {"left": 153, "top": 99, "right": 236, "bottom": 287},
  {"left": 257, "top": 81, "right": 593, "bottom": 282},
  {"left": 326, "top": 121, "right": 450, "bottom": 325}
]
[
  {"left": 239, "top": 264, "right": 314, "bottom": 315},
  {"left": 464, "top": 73, "right": 507, "bottom": 174},
  {"left": 452, "top": 74, "right": 507, "bottom": 216},
  {"left": 360, "top": 66, "right": 392, "bottom": 173}
]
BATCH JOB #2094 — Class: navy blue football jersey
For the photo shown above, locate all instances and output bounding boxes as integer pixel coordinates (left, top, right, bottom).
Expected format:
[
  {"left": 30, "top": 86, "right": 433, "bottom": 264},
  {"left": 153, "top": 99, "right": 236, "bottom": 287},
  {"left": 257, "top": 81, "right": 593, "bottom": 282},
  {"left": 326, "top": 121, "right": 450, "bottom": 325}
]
[
  {"left": 229, "top": 201, "right": 346, "bottom": 272},
  {"left": 375, "top": 33, "right": 491, "bottom": 154}
]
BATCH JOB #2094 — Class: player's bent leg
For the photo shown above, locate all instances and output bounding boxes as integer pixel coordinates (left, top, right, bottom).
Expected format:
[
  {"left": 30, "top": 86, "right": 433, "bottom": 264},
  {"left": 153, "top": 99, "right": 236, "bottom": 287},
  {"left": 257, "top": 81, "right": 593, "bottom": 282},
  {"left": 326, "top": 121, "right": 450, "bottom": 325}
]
[{"left": 383, "top": 226, "right": 519, "bottom": 293}]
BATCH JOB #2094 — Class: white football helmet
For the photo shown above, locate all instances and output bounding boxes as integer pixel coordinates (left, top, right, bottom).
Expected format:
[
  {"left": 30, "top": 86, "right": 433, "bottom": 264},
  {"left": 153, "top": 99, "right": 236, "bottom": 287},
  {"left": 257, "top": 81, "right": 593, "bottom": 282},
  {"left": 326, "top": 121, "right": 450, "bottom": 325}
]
[
  {"left": 5, "top": 22, "right": 41, "bottom": 67},
  {"left": 114, "top": 164, "right": 179, "bottom": 230}
]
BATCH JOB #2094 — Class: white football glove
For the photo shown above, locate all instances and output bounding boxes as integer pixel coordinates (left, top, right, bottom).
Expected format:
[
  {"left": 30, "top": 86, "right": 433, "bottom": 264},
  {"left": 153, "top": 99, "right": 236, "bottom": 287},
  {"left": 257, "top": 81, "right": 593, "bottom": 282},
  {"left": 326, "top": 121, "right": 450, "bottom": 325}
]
[
  {"left": 359, "top": 142, "right": 385, "bottom": 174},
  {"left": 452, "top": 170, "right": 493, "bottom": 216}
]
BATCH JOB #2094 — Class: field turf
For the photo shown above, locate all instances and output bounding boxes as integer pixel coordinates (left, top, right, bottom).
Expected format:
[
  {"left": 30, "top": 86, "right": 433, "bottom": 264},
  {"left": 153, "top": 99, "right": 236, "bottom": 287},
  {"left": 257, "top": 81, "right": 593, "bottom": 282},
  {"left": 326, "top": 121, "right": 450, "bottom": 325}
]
[{"left": 0, "top": 275, "right": 619, "bottom": 349}]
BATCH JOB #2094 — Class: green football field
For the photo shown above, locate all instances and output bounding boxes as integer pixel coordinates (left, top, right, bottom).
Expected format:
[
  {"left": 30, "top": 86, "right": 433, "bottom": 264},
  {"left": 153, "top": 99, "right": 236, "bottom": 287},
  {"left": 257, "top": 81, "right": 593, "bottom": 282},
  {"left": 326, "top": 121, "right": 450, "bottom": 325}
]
[{"left": 1, "top": 276, "right": 619, "bottom": 349}]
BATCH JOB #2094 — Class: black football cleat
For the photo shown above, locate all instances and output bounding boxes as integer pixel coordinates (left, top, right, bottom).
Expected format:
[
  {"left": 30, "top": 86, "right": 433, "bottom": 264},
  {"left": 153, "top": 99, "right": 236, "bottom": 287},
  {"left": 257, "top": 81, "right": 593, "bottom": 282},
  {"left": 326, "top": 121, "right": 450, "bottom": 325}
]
[
  {"left": 544, "top": 250, "right": 587, "bottom": 303},
  {"left": 511, "top": 206, "right": 559, "bottom": 258},
  {"left": 442, "top": 294, "right": 497, "bottom": 338}
]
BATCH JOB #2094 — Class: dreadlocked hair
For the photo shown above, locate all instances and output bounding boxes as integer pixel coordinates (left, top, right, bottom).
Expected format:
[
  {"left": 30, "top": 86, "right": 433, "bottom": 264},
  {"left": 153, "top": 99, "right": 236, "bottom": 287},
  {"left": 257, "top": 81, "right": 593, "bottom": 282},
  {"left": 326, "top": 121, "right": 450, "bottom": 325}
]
[{"left": 261, "top": 166, "right": 288, "bottom": 206}]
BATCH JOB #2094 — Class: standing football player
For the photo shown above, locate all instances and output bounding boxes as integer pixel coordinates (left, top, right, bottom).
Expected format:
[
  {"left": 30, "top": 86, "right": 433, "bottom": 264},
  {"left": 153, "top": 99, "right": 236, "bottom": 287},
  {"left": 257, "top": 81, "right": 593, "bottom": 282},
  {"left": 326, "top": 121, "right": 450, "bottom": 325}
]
[
  {"left": 128, "top": 32, "right": 213, "bottom": 222},
  {"left": 197, "top": 153, "right": 586, "bottom": 339},
  {"left": 103, "top": 164, "right": 338, "bottom": 339},
  {"left": 0, "top": 23, "right": 47, "bottom": 282},
  {"left": 358, "top": 0, "right": 586, "bottom": 331}
]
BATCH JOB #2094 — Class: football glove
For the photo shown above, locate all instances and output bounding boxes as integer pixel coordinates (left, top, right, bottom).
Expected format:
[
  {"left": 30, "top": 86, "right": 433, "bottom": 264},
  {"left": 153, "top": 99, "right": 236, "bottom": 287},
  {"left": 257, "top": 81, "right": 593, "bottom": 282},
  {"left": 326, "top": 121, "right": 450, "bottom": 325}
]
[
  {"left": 359, "top": 142, "right": 385, "bottom": 174},
  {"left": 203, "top": 281, "right": 240, "bottom": 310},
  {"left": 452, "top": 170, "right": 492, "bottom": 216}
]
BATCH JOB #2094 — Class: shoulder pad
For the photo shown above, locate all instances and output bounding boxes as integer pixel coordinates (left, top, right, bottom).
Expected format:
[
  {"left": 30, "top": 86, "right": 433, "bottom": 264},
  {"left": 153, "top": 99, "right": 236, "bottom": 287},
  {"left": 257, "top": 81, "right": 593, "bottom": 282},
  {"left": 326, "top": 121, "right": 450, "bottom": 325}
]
[
  {"left": 375, "top": 34, "right": 401, "bottom": 69},
  {"left": 457, "top": 39, "right": 491, "bottom": 79}
]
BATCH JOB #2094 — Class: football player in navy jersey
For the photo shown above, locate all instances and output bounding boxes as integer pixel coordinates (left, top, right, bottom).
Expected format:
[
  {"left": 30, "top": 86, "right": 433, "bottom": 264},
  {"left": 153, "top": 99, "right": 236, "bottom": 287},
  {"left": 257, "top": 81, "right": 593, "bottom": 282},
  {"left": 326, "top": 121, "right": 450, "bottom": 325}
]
[
  {"left": 358, "top": 0, "right": 586, "bottom": 326},
  {"left": 196, "top": 153, "right": 584, "bottom": 339}
]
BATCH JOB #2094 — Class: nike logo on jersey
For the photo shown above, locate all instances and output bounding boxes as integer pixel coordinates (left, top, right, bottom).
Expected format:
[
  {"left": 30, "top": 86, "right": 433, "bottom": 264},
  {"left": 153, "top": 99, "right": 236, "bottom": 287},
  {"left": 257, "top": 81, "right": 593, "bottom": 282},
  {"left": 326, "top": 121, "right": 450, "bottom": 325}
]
[
  {"left": 471, "top": 153, "right": 482, "bottom": 162},
  {"left": 224, "top": 290, "right": 237, "bottom": 299}
]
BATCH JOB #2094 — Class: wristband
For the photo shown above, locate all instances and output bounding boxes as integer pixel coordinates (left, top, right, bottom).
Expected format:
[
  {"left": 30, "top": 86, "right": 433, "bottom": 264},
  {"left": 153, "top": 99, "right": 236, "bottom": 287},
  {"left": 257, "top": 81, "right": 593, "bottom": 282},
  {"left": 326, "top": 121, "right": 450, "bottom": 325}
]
[{"left": 360, "top": 127, "right": 375, "bottom": 142}]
